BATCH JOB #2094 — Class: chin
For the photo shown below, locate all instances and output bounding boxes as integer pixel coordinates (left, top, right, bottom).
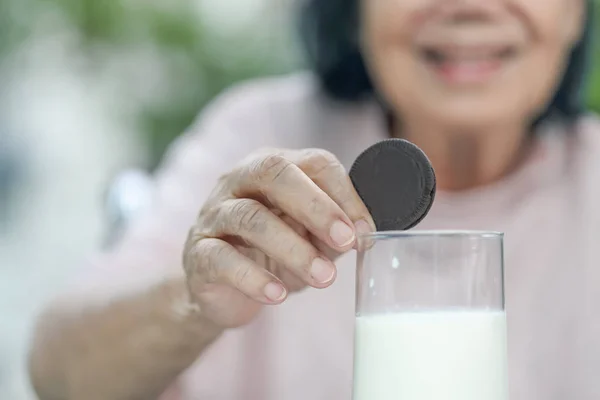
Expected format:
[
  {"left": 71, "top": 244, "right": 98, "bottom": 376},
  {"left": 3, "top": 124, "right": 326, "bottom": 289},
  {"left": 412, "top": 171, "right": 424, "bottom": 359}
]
[
  {"left": 438, "top": 108, "right": 517, "bottom": 132},
  {"left": 400, "top": 98, "right": 529, "bottom": 134}
]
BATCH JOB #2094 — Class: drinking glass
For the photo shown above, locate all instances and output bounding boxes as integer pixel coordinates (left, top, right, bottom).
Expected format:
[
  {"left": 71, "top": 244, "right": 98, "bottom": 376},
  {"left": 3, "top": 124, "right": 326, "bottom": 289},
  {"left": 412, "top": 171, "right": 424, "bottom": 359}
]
[{"left": 353, "top": 230, "right": 508, "bottom": 400}]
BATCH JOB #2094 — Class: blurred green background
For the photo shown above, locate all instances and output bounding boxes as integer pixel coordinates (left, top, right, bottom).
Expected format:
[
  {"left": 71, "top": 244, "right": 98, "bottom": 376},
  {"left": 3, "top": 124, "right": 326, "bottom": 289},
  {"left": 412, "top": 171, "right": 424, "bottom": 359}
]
[{"left": 0, "top": 0, "right": 301, "bottom": 168}]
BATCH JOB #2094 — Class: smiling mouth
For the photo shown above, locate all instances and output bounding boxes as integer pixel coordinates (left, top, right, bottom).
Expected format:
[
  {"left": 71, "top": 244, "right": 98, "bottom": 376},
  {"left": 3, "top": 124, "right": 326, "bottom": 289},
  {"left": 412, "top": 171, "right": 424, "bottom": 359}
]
[{"left": 419, "top": 45, "right": 518, "bottom": 84}]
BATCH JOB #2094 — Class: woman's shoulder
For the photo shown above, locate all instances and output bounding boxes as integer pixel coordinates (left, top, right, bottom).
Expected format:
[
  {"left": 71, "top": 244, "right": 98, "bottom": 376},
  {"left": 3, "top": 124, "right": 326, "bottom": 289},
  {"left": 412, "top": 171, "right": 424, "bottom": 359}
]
[
  {"left": 575, "top": 113, "right": 600, "bottom": 167},
  {"left": 566, "top": 114, "right": 600, "bottom": 200},
  {"left": 186, "top": 71, "right": 375, "bottom": 147},
  {"left": 207, "top": 72, "right": 318, "bottom": 113},
  {"left": 215, "top": 71, "right": 325, "bottom": 108},
  {"left": 545, "top": 113, "right": 600, "bottom": 162},
  {"left": 160, "top": 73, "right": 331, "bottom": 179},
  {"left": 576, "top": 112, "right": 600, "bottom": 141},
  {"left": 196, "top": 72, "right": 336, "bottom": 132}
]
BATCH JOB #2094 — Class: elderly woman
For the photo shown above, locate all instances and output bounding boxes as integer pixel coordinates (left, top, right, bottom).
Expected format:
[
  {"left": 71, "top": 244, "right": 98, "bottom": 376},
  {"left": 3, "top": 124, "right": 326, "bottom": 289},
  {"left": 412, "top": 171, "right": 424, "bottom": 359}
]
[{"left": 29, "top": 0, "right": 600, "bottom": 399}]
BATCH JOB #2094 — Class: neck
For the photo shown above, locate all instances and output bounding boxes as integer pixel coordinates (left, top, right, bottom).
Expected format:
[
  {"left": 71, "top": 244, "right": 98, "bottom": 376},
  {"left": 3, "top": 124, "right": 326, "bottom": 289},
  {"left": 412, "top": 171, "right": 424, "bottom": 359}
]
[{"left": 394, "top": 119, "right": 532, "bottom": 191}]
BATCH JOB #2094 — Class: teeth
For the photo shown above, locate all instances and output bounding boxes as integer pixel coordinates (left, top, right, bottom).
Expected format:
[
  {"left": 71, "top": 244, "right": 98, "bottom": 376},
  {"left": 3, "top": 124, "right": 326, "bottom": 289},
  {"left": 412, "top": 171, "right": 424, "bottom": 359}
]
[
  {"left": 423, "top": 48, "right": 510, "bottom": 64},
  {"left": 424, "top": 49, "right": 445, "bottom": 63}
]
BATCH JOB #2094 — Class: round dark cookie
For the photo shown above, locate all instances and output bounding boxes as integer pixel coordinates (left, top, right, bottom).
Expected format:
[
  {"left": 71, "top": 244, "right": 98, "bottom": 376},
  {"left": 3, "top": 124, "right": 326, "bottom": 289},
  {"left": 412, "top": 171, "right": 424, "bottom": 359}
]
[{"left": 349, "top": 139, "right": 436, "bottom": 231}]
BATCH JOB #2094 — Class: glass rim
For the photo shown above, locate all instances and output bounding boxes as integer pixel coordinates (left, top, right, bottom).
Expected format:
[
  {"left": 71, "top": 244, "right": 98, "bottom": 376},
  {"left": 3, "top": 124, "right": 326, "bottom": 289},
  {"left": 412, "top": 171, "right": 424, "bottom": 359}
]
[{"left": 358, "top": 229, "right": 504, "bottom": 240}]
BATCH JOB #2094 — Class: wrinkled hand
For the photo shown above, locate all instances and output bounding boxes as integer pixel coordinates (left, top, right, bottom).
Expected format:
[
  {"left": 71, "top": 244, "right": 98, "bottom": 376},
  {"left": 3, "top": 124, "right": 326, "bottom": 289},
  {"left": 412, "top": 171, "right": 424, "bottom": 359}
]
[{"left": 183, "top": 148, "right": 376, "bottom": 329}]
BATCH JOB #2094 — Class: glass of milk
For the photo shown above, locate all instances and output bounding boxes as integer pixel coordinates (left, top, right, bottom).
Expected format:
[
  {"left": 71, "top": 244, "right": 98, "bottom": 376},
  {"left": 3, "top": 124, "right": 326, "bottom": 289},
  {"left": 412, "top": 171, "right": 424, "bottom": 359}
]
[{"left": 353, "top": 230, "right": 508, "bottom": 400}]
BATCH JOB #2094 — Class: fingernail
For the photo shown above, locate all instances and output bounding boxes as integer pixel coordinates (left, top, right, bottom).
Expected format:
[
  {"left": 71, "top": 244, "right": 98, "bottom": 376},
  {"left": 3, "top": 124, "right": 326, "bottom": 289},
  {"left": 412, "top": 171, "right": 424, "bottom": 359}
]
[
  {"left": 310, "top": 258, "right": 335, "bottom": 284},
  {"left": 264, "top": 282, "right": 286, "bottom": 302},
  {"left": 330, "top": 220, "right": 355, "bottom": 247},
  {"left": 355, "top": 219, "right": 374, "bottom": 236}
]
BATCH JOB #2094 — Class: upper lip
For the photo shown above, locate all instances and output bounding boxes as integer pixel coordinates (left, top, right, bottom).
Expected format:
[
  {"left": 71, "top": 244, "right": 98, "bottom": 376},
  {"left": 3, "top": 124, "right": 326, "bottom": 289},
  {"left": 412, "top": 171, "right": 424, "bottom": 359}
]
[{"left": 419, "top": 43, "right": 516, "bottom": 61}]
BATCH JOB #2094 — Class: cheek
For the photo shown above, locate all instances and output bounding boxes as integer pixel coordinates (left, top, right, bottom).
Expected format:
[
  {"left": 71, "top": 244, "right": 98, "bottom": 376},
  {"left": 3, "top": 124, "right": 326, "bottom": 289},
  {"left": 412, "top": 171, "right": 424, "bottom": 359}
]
[
  {"left": 517, "top": 0, "right": 582, "bottom": 45},
  {"left": 360, "top": 1, "right": 420, "bottom": 96},
  {"left": 515, "top": 0, "right": 583, "bottom": 107},
  {"left": 360, "top": 1, "right": 413, "bottom": 47},
  {"left": 361, "top": 2, "right": 436, "bottom": 124}
]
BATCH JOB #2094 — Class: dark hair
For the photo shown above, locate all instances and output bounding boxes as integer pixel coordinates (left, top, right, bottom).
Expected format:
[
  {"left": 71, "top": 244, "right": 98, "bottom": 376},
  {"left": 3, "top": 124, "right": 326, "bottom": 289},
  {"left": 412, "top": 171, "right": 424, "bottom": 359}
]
[{"left": 299, "top": 0, "right": 594, "bottom": 123}]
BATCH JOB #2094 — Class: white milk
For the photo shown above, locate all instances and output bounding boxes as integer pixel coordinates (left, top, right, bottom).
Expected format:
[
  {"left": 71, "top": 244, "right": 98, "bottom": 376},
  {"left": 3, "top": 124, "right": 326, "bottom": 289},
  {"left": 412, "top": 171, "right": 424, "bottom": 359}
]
[{"left": 353, "top": 311, "right": 508, "bottom": 400}]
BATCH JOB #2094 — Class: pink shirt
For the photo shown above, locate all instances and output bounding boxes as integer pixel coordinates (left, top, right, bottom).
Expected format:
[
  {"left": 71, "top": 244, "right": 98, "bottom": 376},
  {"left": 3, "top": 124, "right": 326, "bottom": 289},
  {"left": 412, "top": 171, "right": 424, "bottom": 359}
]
[{"left": 90, "top": 73, "right": 600, "bottom": 399}]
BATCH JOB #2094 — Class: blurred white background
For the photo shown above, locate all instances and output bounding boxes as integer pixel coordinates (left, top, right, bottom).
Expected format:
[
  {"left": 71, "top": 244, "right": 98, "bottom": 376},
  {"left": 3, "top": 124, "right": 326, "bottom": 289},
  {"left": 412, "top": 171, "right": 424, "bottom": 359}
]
[{"left": 0, "top": 0, "right": 299, "bottom": 398}]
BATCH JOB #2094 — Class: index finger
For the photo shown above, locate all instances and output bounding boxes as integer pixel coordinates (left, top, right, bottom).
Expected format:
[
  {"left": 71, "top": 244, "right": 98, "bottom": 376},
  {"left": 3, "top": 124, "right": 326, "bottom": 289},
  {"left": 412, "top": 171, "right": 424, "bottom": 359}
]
[
  {"left": 232, "top": 153, "right": 358, "bottom": 252},
  {"left": 293, "top": 149, "right": 376, "bottom": 238}
]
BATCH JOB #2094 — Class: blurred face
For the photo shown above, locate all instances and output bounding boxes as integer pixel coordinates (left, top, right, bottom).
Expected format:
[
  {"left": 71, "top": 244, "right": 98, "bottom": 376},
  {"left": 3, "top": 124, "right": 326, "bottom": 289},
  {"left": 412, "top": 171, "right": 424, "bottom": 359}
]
[{"left": 360, "top": 0, "right": 585, "bottom": 132}]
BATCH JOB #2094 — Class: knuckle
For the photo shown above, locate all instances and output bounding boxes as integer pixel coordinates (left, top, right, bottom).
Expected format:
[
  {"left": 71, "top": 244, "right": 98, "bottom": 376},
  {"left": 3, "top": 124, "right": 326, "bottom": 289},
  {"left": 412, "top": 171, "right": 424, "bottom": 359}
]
[
  {"left": 251, "top": 154, "right": 294, "bottom": 184},
  {"left": 300, "top": 149, "right": 343, "bottom": 176},
  {"left": 233, "top": 263, "right": 253, "bottom": 289},
  {"left": 195, "top": 238, "right": 230, "bottom": 284},
  {"left": 228, "top": 199, "right": 266, "bottom": 234},
  {"left": 333, "top": 185, "right": 358, "bottom": 207},
  {"left": 307, "top": 195, "right": 325, "bottom": 216},
  {"left": 196, "top": 205, "right": 220, "bottom": 235}
]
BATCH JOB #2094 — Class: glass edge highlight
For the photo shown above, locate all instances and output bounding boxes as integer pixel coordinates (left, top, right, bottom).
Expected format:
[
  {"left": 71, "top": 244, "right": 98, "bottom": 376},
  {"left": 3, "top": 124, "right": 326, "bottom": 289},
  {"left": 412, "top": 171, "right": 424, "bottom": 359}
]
[{"left": 358, "top": 229, "right": 504, "bottom": 240}]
